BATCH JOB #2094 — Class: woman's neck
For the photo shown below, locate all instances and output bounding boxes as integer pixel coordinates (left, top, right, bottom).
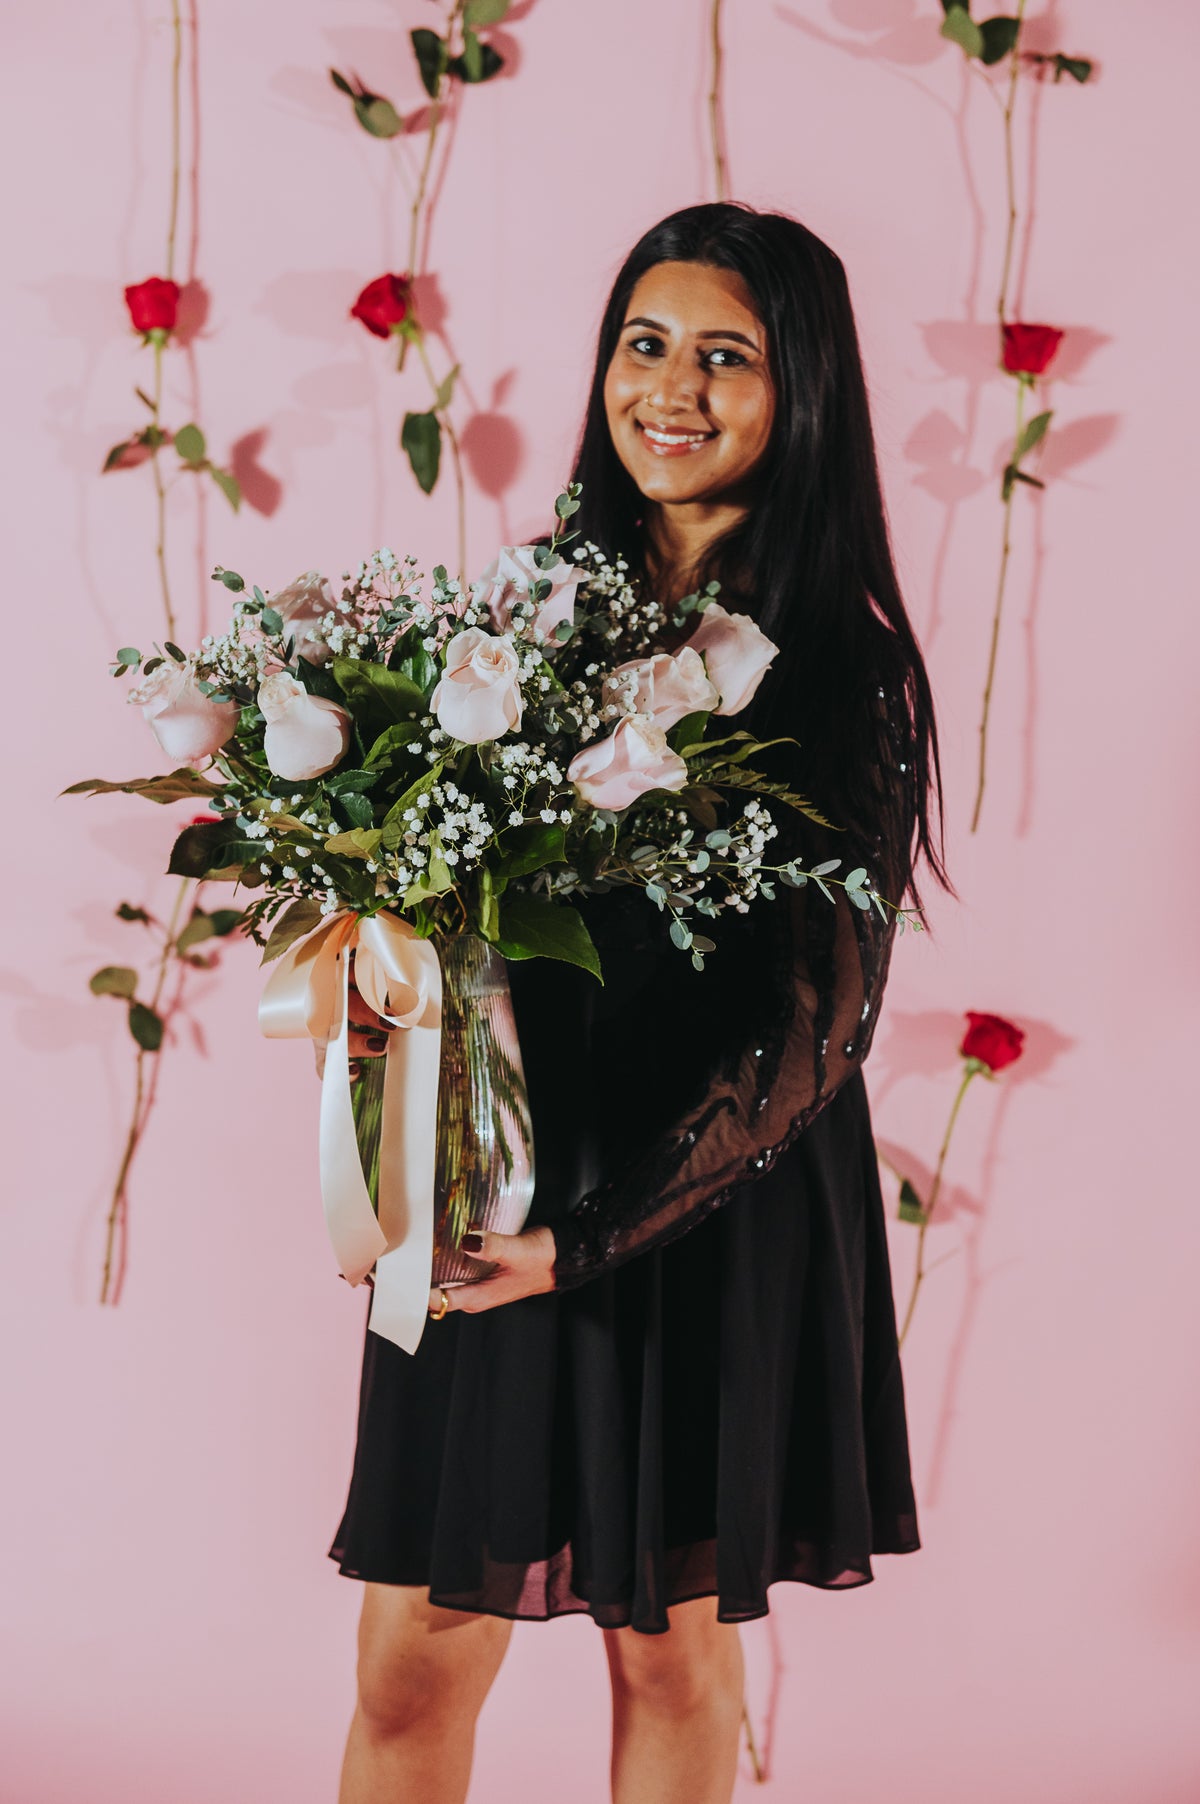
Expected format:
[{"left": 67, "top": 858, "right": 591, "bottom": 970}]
[{"left": 643, "top": 497, "right": 749, "bottom": 599}]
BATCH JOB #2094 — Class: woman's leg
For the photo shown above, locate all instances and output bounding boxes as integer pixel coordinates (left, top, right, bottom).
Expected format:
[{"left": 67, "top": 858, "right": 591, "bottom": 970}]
[
  {"left": 339, "top": 1582, "right": 512, "bottom": 1804},
  {"left": 603, "top": 1596, "right": 745, "bottom": 1804}
]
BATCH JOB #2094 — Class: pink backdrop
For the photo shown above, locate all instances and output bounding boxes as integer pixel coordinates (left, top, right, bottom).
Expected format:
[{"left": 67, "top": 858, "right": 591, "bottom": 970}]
[{"left": 2, "top": 2, "right": 1198, "bottom": 1798}]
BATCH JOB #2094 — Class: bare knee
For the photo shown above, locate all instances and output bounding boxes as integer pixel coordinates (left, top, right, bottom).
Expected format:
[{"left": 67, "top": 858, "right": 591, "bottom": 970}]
[
  {"left": 606, "top": 1598, "right": 743, "bottom": 1720},
  {"left": 354, "top": 1583, "right": 511, "bottom": 1741}
]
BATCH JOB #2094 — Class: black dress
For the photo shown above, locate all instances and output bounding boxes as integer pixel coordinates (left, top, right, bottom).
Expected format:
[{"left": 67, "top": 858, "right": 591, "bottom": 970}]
[{"left": 328, "top": 741, "right": 923, "bottom": 1633}]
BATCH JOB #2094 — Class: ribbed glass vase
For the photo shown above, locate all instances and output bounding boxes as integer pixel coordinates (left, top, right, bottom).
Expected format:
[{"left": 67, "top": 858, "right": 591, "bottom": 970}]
[{"left": 350, "top": 933, "right": 536, "bottom": 1288}]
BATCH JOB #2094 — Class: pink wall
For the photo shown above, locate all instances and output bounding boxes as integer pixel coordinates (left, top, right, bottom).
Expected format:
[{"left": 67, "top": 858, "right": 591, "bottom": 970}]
[{"left": 2, "top": 2, "right": 1198, "bottom": 1798}]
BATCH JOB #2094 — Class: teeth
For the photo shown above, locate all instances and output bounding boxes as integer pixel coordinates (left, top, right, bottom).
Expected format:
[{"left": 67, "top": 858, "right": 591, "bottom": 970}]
[{"left": 642, "top": 426, "right": 711, "bottom": 446}]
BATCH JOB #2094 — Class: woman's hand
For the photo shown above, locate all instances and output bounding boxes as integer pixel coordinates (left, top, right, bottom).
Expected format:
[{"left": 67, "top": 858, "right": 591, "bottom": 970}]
[
  {"left": 313, "top": 949, "right": 394, "bottom": 1080},
  {"left": 427, "top": 1225, "right": 557, "bottom": 1316}
]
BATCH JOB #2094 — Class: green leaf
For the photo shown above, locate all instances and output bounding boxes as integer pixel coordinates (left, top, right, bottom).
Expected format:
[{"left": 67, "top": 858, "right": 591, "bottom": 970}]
[
  {"left": 215, "top": 567, "right": 245, "bottom": 592},
  {"left": 401, "top": 409, "right": 442, "bottom": 494},
  {"left": 978, "top": 14, "right": 1020, "bottom": 64},
  {"left": 167, "top": 822, "right": 243, "bottom": 879},
  {"left": 323, "top": 826, "right": 381, "bottom": 859},
  {"left": 448, "top": 36, "right": 503, "bottom": 82},
  {"left": 940, "top": 6, "right": 984, "bottom": 56},
  {"left": 1054, "top": 54, "right": 1093, "bottom": 83},
  {"left": 262, "top": 898, "right": 326, "bottom": 963},
  {"left": 668, "top": 710, "right": 710, "bottom": 754},
  {"left": 494, "top": 822, "right": 567, "bottom": 888},
  {"left": 102, "top": 439, "right": 135, "bottom": 472},
  {"left": 380, "top": 763, "right": 445, "bottom": 847},
  {"left": 175, "top": 911, "right": 217, "bottom": 952},
  {"left": 495, "top": 894, "right": 602, "bottom": 980},
  {"left": 363, "top": 721, "right": 425, "bottom": 768},
  {"left": 554, "top": 491, "right": 581, "bottom": 518},
  {"left": 843, "top": 866, "right": 868, "bottom": 890},
  {"left": 465, "top": 0, "right": 509, "bottom": 22},
  {"left": 1014, "top": 409, "right": 1053, "bottom": 463},
  {"left": 669, "top": 918, "right": 692, "bottom": 950},
  {"left": 259, "top": 606, "right": 284, "bottom": 635},
  {"left": 897, "top": 1178, "right": 928, "bottom": 1226},
  {"left": 355, "top": 94, "right": 404, "bottom": 137},
  {"left": 324, "top": 767, "right": 379, "bottom": 795},
  {"left": 173, "top": 422, "right": 206, "bottom": 464},
  {"left": 332, "top": 657, "right": 426, "bottom": 729},
  {"left": 210, "top": 466, "right": 241, "bottom": 511},
  {"left": 90, "top": 965, "right": 138, "bottom": 999},
  {"left": 116, "top": 902, "right": 151, "bottom": 924},
  {"left": 128, "top": 1000, "right": 164, "bottom": 1051},
  {"left": 61, "top": 769, "right": 222, "bottom": 805},
  {"left": 329, "top": 67, "right": 355, "bottom": 95},
  {"left": 209, "top": 908, "right": 244, "bottom": 937},
  {"left": 115, "top": 646, "right": 141, "bottom": 668},
  {"left": 340, "top": 791, "right": 375, "bottom": 830},
  {"left": 434, "top": 362, "right": 460, "bottom": 411},
  {"left": 410, "top": 26, "right": 445, "bottom": 98}
]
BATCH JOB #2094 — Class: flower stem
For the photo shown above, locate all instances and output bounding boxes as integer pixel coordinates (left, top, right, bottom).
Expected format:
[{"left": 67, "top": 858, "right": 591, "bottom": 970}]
[
  {"left": 995, "top": 0, "right": 1028, "bottom": 328},
  {"left": 741, "top": 1700, "right": 765, "bottom": 1784},
  {"left": 896, "top": 1065, "right": 978, "bottom": 1349},
  {"left": 970, "top": 374, "right": 1025, "bottom": 832},
  {"left": 414, "top": 333, "right": 468, "bottom": 582},
  {"left": 149, "top": 338, "right": 177, "bottom": 640},
  {"left": 708, "top": 0, "right": 728, "bottom": 202},
  {"left": 100, "top": 875, "right": 192, "bottom": 1304},
  {"left": 399, "top": 0, "right": 466, "bottom": 373},
  {"left": 166, "top": 0, "right": 182, "bottom": 282}
]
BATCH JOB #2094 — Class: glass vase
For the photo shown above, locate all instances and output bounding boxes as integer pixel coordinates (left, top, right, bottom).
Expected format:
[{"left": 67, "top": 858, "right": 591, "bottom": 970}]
[{"left": 350, "top": 933, "right": 536, "bottom": 1288}]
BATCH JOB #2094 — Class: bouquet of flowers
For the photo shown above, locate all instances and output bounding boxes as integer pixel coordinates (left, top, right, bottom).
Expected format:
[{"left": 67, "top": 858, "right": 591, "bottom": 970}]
[{"left": 68, "top": 486, "right": 912, "bottom": 1349}]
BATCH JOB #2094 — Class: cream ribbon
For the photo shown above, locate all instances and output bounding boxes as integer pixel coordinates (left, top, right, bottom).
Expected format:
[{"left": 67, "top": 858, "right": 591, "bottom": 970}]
[{"left": 258, "top": 909, "right": 442, "bottom": 1355}]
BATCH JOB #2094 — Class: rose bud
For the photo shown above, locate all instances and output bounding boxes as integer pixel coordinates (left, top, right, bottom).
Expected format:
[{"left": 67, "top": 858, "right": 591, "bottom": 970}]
[
  {"left": 686, "top": 602, "right": 779, "bottom": 716},
  {"left": 270, "top": 570, "right": 340, "bottom": 666},
  {"left": 129, "top": 661, "right": 239, "bottom": 763},
  {"left": 1001, "top": 324, "right": 1064, "bottom": 378},
  {"left": 568, "top": 715, "right": 688, "bottom": 812},
  {"left": 960, "top": 1011, "right": 1025, "bottom": 1074},
  {"left": 604, "top": 646, "right": 719, "bottom": 732},
  {"left": 350, "top": 273, "right": 413, "bottom": 340},
  {"left": 258, "top": 673, "right": 352, "bottom": 781},
  {"left": 474, "top": 545, "right": 586, "bottom": 645},
  {"left": 124, "top": 277, "right": 181, "bottom": 337},
  {"left": 431, "top": 627, "right": 524, "bottom": 744}
]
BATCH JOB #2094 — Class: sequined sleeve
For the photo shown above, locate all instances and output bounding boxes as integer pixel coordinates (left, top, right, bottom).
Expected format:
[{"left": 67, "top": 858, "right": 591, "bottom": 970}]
[{"left": 549, "top": 719, "right": 915, "bottom": 1291}]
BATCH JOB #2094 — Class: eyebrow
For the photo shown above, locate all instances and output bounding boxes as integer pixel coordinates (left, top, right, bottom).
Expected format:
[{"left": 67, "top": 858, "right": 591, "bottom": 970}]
[{"left": 622, "top": 315, "right": 761, "bottom": 351}]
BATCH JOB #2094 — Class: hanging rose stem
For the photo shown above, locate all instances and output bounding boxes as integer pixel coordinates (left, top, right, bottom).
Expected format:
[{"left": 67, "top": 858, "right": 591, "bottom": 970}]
[
  {"left": 896, "top": 1064, "right": 980, "bottom": 1348},
  {"left": 971, "top": 0, "right": 1028, "bottom": 831},
  {"left": 100, "top": 873, "right": 192, "bottom": 1304},
  {"left": 708, "top": 0, "right": 728, "bottom": 202},
  {"left": 398, "top": 0, "right": 467, "bottom": 375},
  {"left": 146, "top": 0, "right": 184, "bottom": 640},
  {"left": 971, "top": 372, "right": 1026, "bottom": 832},
  {"left": 414, "top": 332, "right": 468, "bottom": 583},
  {"left": 741, "top": 1701, "right": 765, "bottom": 1784}
]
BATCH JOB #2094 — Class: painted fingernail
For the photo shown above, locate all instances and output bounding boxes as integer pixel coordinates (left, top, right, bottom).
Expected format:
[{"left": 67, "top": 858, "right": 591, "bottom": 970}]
[
  {"left": 366, "top": 1035, "right": 388, "bottom": 1053},
  {"left": 461, "top": 1231, "right": 484, "bottom": 1253}
]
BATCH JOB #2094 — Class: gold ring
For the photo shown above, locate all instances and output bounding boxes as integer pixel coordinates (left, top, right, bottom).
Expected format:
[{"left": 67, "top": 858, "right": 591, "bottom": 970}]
[{"left": 430, "top": 1286, "right": 451, "bottom": 1321}]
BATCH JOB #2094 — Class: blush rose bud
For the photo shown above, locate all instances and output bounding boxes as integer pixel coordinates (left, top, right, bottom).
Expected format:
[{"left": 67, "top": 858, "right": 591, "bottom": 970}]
[
  {"left": 604, "top": 646, "right": 719, "bottom": 732},
  {"left": 568, "top": 715, "right": 689, "bottom": 812},
  {"left": 686, "top": 603, "right": 779, "bottom": 716},
  {"left": 131, "top": 661, "right": 239, "bottom": 763},
  {"left": 270, "top": 570, "right": 340, "bottom": 666},
  {"left": 475, "top": 545, "right": 586, "bottom": 645},
  {"left": 431, "top": 628, "right": 524, "bottom": 744},
  {"left": 258, "top": 673, "right": 352, "bottom": 781}
]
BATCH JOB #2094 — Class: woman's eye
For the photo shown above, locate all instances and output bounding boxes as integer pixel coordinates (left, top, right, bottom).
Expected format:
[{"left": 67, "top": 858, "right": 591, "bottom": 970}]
[
  {"left": 627, "top": 335, "right": 662, "bottom": 356},
  {"left": 704, "top": 347, "right": 747, "bottom": 368}
]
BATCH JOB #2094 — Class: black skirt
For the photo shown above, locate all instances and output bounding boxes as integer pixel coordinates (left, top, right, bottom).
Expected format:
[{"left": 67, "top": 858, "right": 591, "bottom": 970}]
[{"left": 327, "top": 939, "right": 921, "bottom": 1633}]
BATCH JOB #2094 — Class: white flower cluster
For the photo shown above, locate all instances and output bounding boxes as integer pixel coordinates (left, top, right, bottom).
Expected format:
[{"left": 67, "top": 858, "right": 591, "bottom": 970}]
[
  {"left": 371, "top": 779, "right": 496, "bottom": 899},
  {"left": 490, "top": 739, "right": 575, "bottom": 824},
  {"left": 571, "top": 542, "right": 666, "bottom": 653}
]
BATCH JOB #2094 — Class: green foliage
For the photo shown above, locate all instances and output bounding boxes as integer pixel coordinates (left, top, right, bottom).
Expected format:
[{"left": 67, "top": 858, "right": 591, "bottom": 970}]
[
  {"left": 90, "top": 965, "right": 138, "bottom": 999},
  {"left": 173, "top": 422, "right": 206, "bottom": 464},
  {"left": 116, "top": 902, "right": 151, "bottom": 924},
  {"left": 465, "top": 0, "right": 510, "bottom": 24},
  {"left": 213, "top": 566, "right": 245, "bottom": 592},
  {"left": 940, "top": 5, "right": 984, "bottom": 57},
  {"left": 363, "top": 721, "right": 426, "bottom": 768},
  {"left": 1014, "top": 409, "right": 1053, "bottom": 462},
  {"left": 332, "top": 657, "right": 426, "bottom": 732},
  {"left": 210, "top": 466, "right": 241, "bottom": 511},
  {"left": 434, "top": 363, "right": 460, "bottom": 410},
  {"left": 1053, "top": 54, "right": 1093, "bottom": 83},
  {"left": 401, "top": 409, "right": 442, "bottom": 494},
  {"left": 128, "top": 1000, "right": 164, "bottom": 1052},
  {"left": 410, "top": 26, "right": 446, "bottom": 97},
  {"left": 493, "top": 822, "right": 567, "bottom": 888},
  {"left": 262, "top": 897, "right": 325, "bottom": 964},
  {"left": 167, "top": 822, "right": 243, "bottom": 880},
  {"left": 61, "top": 769, "right": 222, "bottom": 805},
  {"left": 898, "top": 1178, "right": 928, "bottom": 1226},
  {"left": 495, "top": 893, "right": 602, "bottom": 980},
  {"left": 448, "top": 30, "right": 504, "bottom": 83},
  {"left": 978, "top": 15, "right": 1020, "bottom": 64}
]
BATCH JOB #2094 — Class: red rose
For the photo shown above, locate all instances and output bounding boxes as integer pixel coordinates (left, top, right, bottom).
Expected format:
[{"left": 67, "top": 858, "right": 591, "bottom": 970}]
[
  {"left": 190, "top": 813, "right": 222, "bottom": 826},
  {"left": 960, "top": 1011, "right": 1025, "bottom": 1073},
  {"left": 351, "top": 273, "right": 413, "bottom": 339},
  {"left": 124, "top": 277, "right": 181, "bottom": 335},
  {"left": 1002, "top": 323, "right": 1064, "bottom": 377}
]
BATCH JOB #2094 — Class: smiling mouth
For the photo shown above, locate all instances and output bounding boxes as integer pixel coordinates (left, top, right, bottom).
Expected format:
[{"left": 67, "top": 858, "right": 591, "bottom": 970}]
[{"left": 636, "top": 421, "right": 718, "bottom": 455}]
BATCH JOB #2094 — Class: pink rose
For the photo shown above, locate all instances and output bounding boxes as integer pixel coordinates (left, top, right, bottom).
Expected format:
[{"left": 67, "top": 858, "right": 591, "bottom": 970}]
[
  {"left": 130, "top": 660, "right": 239, "bottom": 763},
  {"left": 258, "top": 672, "right": 351, "bottom": 780},
  {"left": 431, "top": 627, "right": 524, "bottom": 744},
  {"left": 271, "top": 570, "right": 339, "bottom": 666},
  {"left": 568, "top": 715, "right": 688, "bottom": 812},
  {"left": 604, "top": 645, "right": 719, "bottom": 731},
  {"left": 687, "top": 602, "right": 779, "bottom": 715},
  {"left": 475, "top": 545, "right": 585, "bottom": 645}
]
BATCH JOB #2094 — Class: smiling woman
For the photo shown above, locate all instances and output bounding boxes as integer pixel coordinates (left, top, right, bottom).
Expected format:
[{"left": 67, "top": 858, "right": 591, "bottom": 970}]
[{"left": 327, "top": 202, "right": 952, "bottom": 1804}]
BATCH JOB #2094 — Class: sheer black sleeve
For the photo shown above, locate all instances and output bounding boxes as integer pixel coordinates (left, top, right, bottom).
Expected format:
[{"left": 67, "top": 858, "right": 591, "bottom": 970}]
[{"left": 550, "top": 702, "right": 917, "bottom": 1291}]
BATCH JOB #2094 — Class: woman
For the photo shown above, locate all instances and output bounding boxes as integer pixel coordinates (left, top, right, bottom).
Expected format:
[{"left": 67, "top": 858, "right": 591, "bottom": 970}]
[{"left": 330, "top": 201, "right": 952, "bottom": 1804}]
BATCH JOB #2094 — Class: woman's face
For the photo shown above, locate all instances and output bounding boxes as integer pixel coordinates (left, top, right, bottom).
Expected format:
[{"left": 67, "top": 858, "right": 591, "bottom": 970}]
[{"left": 603, "top": 260, "right": 776, "bottom": 510}]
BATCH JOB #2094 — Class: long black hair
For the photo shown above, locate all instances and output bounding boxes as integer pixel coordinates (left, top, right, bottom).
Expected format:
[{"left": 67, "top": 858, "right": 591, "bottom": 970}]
[{"left": 570, "top": 202, "right": 952, "bottom": 914}]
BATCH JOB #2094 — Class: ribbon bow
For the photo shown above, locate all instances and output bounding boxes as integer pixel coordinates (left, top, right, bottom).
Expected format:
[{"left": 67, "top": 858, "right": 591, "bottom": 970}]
[{"left": 259, "top": 909, "right": 442, "bottom": 1354}]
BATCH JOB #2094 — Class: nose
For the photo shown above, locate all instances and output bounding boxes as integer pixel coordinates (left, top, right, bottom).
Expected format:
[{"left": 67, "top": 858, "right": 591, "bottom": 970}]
[{"left": 644, "top": 346, "right": 701, "bottom": 414}]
